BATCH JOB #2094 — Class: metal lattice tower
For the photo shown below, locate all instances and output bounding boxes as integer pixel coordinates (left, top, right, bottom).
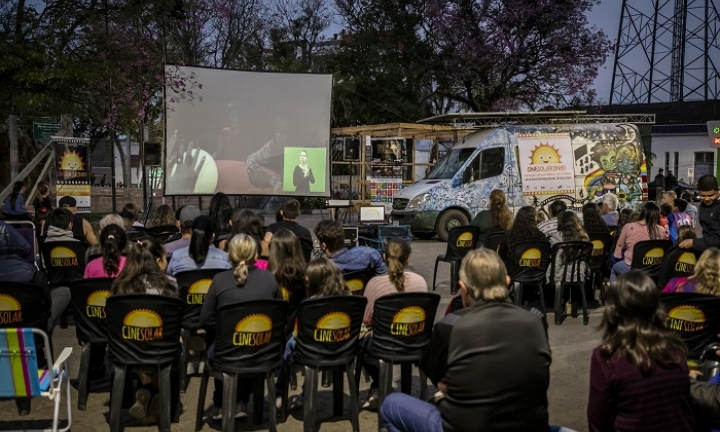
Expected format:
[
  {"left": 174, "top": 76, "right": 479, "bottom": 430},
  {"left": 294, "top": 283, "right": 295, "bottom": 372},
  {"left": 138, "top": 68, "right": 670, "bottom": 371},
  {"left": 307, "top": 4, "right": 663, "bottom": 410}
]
[{"left": 610, "top": 0, "right": 720, "bottom": 105}]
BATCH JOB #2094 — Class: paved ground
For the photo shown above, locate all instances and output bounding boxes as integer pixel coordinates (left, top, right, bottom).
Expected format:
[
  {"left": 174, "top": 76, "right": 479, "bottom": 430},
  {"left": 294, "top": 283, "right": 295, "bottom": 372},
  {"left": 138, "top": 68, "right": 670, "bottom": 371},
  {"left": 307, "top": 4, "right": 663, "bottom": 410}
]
[{"left": 0, "top": 213, "right": 602, "bottom": 431}]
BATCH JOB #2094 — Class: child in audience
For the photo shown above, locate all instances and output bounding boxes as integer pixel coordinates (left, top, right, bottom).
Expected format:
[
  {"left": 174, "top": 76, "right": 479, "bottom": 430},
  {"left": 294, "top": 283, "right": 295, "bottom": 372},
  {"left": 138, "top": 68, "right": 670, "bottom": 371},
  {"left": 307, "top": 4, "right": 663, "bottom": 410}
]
[
  {"left": 663, "top": 247, "right": 720, "bottom": 295},
  {"left": 501, "top": 206, "right": 545, "bottom": 275},
  {"left": 582, "top": 202, "right": 610, "bottom": 234},
  {"left": 660, "top": 203, "right": 672, "bottom": 230},
  {"left": 588, "top": 270, "right": 694, "bottom": 431},
  {"left": 667, "top": 199, "right": 694, "bottom": 243},
  {"left": 32, "top": 182, "right": 52, "bottom": 214},
  {"left": 84, "top": 224, "right": 127, "bottom": 278}
]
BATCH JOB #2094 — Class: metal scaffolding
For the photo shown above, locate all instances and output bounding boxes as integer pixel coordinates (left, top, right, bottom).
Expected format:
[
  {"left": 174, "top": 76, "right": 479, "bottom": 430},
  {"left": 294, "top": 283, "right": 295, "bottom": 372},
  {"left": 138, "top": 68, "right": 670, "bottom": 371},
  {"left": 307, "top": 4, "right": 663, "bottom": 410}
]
[{"left": 417, "top": 111, "right": 657, "bottom": 127}]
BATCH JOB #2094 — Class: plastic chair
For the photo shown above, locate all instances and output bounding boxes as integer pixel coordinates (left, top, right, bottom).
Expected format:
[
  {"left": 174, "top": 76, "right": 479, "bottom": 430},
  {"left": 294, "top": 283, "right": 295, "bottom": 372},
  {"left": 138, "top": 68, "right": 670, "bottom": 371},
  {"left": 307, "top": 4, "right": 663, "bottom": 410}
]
[
  {"left": 0, "top": 281, "right": 50, "bottom": 332},
  {"left": 106, "top": 294, "right": 184, "bottom": 432},
  {"left": 354, "top": 292, "right": 440, "bottom": 430},
  {"left": 280, "top": 296, "right": 367, "bottom": 432},
  {"left": 0, "top": 328, "right": 73, "bottom": 432},
  {"left": 657, "top": 246, "right": 698, "bottom": 290},
  {"left": 661, "top": 293, "right": 720, "bottom": 358},
  {"left": 432, "top": 226, "right": 481, "bottom": 295},
  {"left": 481, "top": 231, "right": 507, "bottom": 253},
  {"left": 630, "top": 239, "right": 673, "bottom": 283},
  {"left": 548, "top": 241, "right": 593, "bottom": 325},
  {"left": 175, "top": 269, "right": 225, "bottom": 391},
  {"left": 587, "top": 232, "right": 613, "bottom": 304},
  {"left": 342, "top": 269, "right": 375, "bottom": 296},
  {"left": 195, "top": 300, "right": 289, "bottom": 432},
  {"left": 507, "top": 240, "right": 552, "bottom": 313},
  {"left": 148, "top": 225, "right": 180, "bottom": 243},
  {"left": 39, "top": 241, "right": 89, "bottom": 285},
  {"left": 69, "top": 278, "right": 114, "bottom": 410}
]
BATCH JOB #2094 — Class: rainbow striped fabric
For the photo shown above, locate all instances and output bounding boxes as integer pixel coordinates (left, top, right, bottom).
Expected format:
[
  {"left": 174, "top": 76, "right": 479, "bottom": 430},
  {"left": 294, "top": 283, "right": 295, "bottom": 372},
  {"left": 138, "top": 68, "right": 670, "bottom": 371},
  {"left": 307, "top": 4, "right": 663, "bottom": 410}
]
[{"left": 0, "top": 328, "right": 46, "bottom": 397}]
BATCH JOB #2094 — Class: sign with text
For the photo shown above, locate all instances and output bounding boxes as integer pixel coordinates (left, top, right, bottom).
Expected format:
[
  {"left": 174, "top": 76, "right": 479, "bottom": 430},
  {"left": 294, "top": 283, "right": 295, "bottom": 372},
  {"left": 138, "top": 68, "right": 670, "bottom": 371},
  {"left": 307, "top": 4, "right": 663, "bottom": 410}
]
[
  {"left": 518, "top": 133, "right": 575, "bottom": 196},
  {"left": 33, "top": 121, "right": 61, "bottom": 146},
  {"left": 53, "top": 137, "right": 91, "bottom": 212},
  {"left": 709, "top": 121, "right": 720, "bottom": 147}
]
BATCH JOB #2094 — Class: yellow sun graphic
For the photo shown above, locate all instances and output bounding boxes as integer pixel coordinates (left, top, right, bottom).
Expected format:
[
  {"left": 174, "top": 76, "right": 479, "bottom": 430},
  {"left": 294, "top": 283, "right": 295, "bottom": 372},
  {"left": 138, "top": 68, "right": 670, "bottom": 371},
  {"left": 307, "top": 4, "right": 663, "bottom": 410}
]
[
  {"left": 123, "top": 310, "right": 162, "bottom": 327},
  {"left": 87, "top": 290, "right": 109, "bottom": 307},
  {"left": 60, "top": 151, "right": 85, "bottom": 171},
  {"left": 316, "top": 312, "right": 351, "bottom": 330},
  {"left": 530, "top": 143, "right": 562, "bottom": 165},
  {"left": 668, "top": 305, "right": 705, "bottom": 323},
  {"left": 50, "top": 247, "right": 76, "bottom": 259},
  {"left": 0, "top": 294, "right": 21, "bottom": 311},
  {"left": 645, "top": 248, "right": 665, "bottom": 259},
  {"left": 235, "top": 314, "right": 272, "bottom": 333},
  {"left": 393, "top": 307, "right": 426, "bottom": 324},
  {"left": 345, "top": 279, "right": 365, "bottom": 293},
  {"left": 678, "top": 252, "right": 697, "bottom": 266},
  {"left": 521, "top": 248, "right": 542, "bottom": 260},
  {"left": 188, "top": 279, "right": 212, "bottom": 294}
]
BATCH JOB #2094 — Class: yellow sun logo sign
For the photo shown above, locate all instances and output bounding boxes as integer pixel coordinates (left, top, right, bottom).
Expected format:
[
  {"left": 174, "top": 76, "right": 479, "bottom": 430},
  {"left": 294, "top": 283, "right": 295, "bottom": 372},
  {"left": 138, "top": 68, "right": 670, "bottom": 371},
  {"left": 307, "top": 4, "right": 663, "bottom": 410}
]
[
  {"left": 519, "top": 248, "right": 542, "bottom": 267},
  {"left": 391, "top": 306, "right": 426, "bottom": 336},
  {"left": 666, "top": 305, "right": 705, "bottom": 332},
  {"left": 233, "top": 314, "right": 273, "bottom": 346},
  {"left": 314, "top": 312, "right": 351, "bottom": 342},
  {"left": 59, "top": 151, "right": 85, "bottom": 171},
  {"left": 122, "top": 309, "right": 164, "bottom": 341},
  {"left": 529, "top": 143, "right": 562, "bottom": 165}
]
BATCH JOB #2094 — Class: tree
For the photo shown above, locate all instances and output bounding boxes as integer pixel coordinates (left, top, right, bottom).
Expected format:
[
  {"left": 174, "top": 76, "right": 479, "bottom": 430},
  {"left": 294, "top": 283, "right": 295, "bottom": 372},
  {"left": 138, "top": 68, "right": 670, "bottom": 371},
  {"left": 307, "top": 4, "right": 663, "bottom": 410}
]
[
  {"left": 426, "top": 0, "right": 612, "bottom": 111},
  {"left": 269, "top": 0, "right": 332, "bottom": 72}
]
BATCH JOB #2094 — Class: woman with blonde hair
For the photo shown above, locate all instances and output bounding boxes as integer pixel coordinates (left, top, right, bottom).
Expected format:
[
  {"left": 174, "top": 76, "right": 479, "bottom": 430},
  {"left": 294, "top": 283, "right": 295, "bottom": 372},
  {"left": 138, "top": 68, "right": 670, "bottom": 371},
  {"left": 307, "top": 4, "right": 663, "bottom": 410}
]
[
  {"left": 200, "top": 233, "right": 280, "bottom": 420},
  {"left": 662, "top": 248, "right": 720, "bottom": 295},
  {"left": 470, "top": 189, "right": 514, "bottom": 244}
]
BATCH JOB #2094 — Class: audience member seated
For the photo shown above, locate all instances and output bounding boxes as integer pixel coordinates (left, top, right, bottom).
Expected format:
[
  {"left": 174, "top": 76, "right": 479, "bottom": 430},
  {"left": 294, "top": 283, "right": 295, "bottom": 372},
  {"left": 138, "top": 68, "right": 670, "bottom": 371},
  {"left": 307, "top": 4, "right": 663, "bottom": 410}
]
[
  {"left": 84, "top": 224, "right": 128, "bottom": 278},
  {"left": 582, "top": 202, "right": 610, "bottom": 235},
  {"left": 85, "top": 213, "right": 125, "bottom": 261},
  {"left": 680, "top": 191, "right": 698, "bottom": 224},
  {"left": 120, "top": 203, "right": 144, "bottom": 230},
  {"left": 502, "top": 206, "right": 546, "bottom": 275},
  {"left": 165, "top": 205, "right": 201, "bottom": 258},
  {"left": 360, "top": 238, "right": 429, "bottom": 410},
  {"left": 469, "top": 189, "right": 513, "bottom": 245},
  {"left": 667, "top": 199, "right": 694, "bottom": 243},
  {"left": 149, "top": 204, "right": 175, "bottom": 228},
  {"left": 611, "top": 203, "right": 668, "bottom": 281},
  {"left": 600, "top": 193, "right": 619, "bottom": 227},
  {"left": 380, "top": 248, "right": 551, "bottom": 432},
  {"left": 236, "top": 217, "right": 270, "bottom": 269},
  {"left": 315, "top": 220, "right": 387, "bottom": 275},
  {"left": 547, "top": 212, "right": 589, "bottom": 285},
  {"left": 264, "top": 198, "right": 312, "bottom": 246},
  {"left": 45, "top": 208, "right": 80, "bottom": 243},
  {"left": 2, "top": 181, "right": 30, "bottom": 220},
  {"left": 218, "top": 208, "right": 257, "bottom": 251},
  {"left": 268, "top": 229, "right": 307, "bottom": 309},
  {"left": 660, "top": 203, "right": 672, "bottom": 230},
  {"left": 208, "top": 192, "right": 233, "bottom": 237},
  {"left": 51, "top": 196, "right": 98, "bottom": 245},
  {"left": 662, "top": 247, "right": 720, "bottom": 295},
  {"left": 32, "top": 182, "right": 53, "bottom": 214},
  {"left": 167, "top": 215, "right": 231, "bottom": 275},
  {"left": 657, "top": 225, "right": 697, "bottom": 289},
  {"left": 538, "top": 200, "right": 566, "bottom": 243},
  {"left": 587, "top": 270, "right": 694, "bottom": 432},
  {"left": 200, "top": 234, "right": 280, "bottom": 419}
]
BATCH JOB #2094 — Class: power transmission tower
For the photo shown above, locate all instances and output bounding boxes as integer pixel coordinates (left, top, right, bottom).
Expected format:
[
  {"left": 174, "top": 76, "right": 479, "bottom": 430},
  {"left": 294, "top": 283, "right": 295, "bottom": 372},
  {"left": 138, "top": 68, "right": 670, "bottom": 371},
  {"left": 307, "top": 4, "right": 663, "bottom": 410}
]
[{"left": 610, "top": 0, "right": 720, "bottom": 105}]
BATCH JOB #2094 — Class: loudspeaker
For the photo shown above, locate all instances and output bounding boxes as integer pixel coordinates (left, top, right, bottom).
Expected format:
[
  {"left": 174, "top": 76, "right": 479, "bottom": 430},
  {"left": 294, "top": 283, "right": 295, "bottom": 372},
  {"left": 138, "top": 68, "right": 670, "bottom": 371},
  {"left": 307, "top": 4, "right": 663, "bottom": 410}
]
[
  {"left": 144, "top": 142, "right": 162, "bottom": 166},
  {"left": 343, "top": 138, "right": 361, "bottom": 161}
]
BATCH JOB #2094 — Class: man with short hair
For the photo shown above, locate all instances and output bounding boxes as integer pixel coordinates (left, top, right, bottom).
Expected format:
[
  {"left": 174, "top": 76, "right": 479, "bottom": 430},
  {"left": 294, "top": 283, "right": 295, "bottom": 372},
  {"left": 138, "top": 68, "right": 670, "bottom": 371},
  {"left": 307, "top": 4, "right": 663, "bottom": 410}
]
[
  {"left": 43, "top": 196, "right": 98, "bottom": 245},
  {"left": 44, "top": 208, "right": 80, "bottom": 243},
  {"left": 380, "top": 248, "right": 551, "bottom": 432},
  {"left": 654, "top": 168, "right": 665, "bottom": 203},
  {"left": 600, "top": 193, "right": 619, "bottom": 227},
  {"left": 680, "top": 175, "right": 720, "bottom": 251},
  {"left": 263, "top": 198, "right": 312, "bottom": 245},
  {"left": 314, "top": 220, "right": 387, "bottom": 275},
  {"left": 165, "top": 205, "right": 202, "bottom": 257},
  {"left": 665, "top": 169, "right": 678, "bottom": 193},
  {"left": 538, "top": 199, "right": 566, "bottom": 243}
]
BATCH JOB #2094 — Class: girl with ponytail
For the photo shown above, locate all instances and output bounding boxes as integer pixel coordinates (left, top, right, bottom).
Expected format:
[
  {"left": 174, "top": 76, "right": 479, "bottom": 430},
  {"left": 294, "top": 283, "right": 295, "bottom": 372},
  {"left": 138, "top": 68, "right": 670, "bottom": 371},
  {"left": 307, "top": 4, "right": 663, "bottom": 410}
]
[
  {"left": 200, "top": 233, "right": 281, "bottom": 418},
  {"left": 85, "top": 224, "right": 128, "bottom": 278},
  {"left": 167, "top": 215, "right": 231, "bottom": 275},
  {"left": 470, "top": 189, "right": 514, "bottom": 244}
]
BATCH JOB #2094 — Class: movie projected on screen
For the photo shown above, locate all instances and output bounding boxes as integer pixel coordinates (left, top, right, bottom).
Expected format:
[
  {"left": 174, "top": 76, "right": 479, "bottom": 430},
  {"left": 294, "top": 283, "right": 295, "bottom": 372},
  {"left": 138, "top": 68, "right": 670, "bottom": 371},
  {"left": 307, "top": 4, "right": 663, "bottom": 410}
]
[{"left": 164, "top": 65, "right": 332, "bottom": 196}]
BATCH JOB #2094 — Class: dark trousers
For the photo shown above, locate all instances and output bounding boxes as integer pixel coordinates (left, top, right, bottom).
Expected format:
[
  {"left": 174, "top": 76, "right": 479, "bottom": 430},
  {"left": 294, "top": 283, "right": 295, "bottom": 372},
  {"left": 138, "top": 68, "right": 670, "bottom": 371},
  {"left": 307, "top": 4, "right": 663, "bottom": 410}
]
[
  {"left": 207, "top": 343, "right": 252, "bottom": 407},
  {"left": 360, "top": 336, "right": 380, "bottom": 389}
]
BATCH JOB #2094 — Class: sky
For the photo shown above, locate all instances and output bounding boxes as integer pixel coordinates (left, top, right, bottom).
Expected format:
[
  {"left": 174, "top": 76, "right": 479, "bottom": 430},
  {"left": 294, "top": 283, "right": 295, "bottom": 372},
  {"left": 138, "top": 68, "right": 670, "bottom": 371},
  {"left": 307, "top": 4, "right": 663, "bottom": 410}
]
[{"left": 585, "top": 0, "right": 623, "bottom": 103}]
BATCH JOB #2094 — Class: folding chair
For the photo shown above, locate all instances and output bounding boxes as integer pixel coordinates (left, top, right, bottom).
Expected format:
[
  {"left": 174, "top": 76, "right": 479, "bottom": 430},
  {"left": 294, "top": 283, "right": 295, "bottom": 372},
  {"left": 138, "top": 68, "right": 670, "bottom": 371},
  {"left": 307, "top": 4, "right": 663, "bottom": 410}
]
[{"left": 0, "top": 328, "right": 73, "bottom": 432}]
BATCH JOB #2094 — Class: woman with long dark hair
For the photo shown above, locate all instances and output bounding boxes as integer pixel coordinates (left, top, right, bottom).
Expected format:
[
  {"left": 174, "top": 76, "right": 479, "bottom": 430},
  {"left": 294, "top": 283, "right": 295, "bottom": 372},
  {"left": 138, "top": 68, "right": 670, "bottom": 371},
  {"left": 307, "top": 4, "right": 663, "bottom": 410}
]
[
  {"left": 32, "top": 182, "right": 52, "bottom": 214},
  {"left": 209, "top": 192, "right": 232, "bottom": 234},
  {"left": 582, "top": 202, "right": 610, "bottom": 234},
  {"left": 588, "top": 270, "right": 694, "bottom": 431},
  {"left": 217, "top": 208, "right": 256, "bottom": 250},
  {"left": 500, "top": 206, "right": 544, "bottom": 274},
  {"left": 167, "top": 215, "right": 231, "bottom": 275},
  {"left": 611, "top": 202, "right": 668, "bottom": 280},
  {"left": 547, "top": 212, "right": 589, "bottom": 285},
  {"left": 268, "top": 229, "right": 307, "bottom": 308},
  {"left": 3, "top": 181, "right": 29, "bottom": 220},
  {"left": 85, "top": 224, "right": 128, "bottom": 278},
  {"left": 149, "top": 204, "right": 175, "bottom": 228},
  {"left": 470, "top": 189, "right": 514, "bottom": 244}
]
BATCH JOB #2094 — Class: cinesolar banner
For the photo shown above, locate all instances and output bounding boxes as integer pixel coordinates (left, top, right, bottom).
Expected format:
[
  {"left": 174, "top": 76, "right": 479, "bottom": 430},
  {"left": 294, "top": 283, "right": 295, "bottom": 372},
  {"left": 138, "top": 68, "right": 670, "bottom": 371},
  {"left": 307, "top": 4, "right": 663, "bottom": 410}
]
[{"left": 53, "top": 136, "right": 91, "bottom": 212}]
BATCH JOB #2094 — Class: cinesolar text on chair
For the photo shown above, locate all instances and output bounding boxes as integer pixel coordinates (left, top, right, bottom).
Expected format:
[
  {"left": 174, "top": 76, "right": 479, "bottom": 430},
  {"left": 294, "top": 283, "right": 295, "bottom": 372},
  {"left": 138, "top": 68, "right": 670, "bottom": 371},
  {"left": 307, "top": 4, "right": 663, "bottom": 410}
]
[
  {"left": 175, "top": 269, "right": 225, "bottom": 392},
  {"left": 432, "top": 226, "right": 481, "bottom": 295},
  {"left": 39, "top": 240, "right": 89, "bottom": 329},
  {"left": 508, "top": 240, "right": 552, "bottom": 314},
  {"left": 280, "top": 296, "right": 367, "bottom": 432},
  {"left": 355, "top": 292, "right": 440, "bottom": 431},
  {"left": 195, "top": 300, "right": 289, "bottom": 432},
  {"left": 547, "top": 241, "right": 594, "bottom": 325},
  {"left": 629, "top": 239, "right": 673, "bottom": 285},
  {"left": 587, "top": 231, "right": 613, "bottom": 305}
]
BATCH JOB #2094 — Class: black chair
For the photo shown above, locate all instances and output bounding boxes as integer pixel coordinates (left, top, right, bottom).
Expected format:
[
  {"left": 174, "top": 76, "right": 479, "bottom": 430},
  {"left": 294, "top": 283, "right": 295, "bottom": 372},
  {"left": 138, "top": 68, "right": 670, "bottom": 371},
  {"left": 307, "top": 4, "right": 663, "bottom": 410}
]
[
  {"left": 507, "top": 240, "right": 552, "bottom": 313},
  {"left": 106, "top": 294, "right": 184, "bottom": 432},
  {"left": 343, "top": 269, "right": 375, "bottom": 296},
  {"left": 126, "top": 230, "right": 152, "bottom": 242},
  {"left": 299, "top": 237, "right": 314, "bottom": 262},
  {"left": 630, "top": 240, "right": 673, "bottom": 283},
  {"left": 281, "top": 296, "right": 367, "bottom": 432},
  {"left": 661, "top": 293, "right": 720, "bottom": 358},
  {"left": 587, "top": 232, "right": 613, "bottom": 304},
  {"left": 175, "top": 269, "right": 225, "bottom": 391},
  {"left": 481, "top": 231, "right": 507, "bottom": 253},
  {"left": 354, "top": 293, "right": 440, "bottom": 430},
  {"left": 195, "top": 300, "right": 289, "bottom": 432},
  {"left": 547, "top": 241, "right": 593, "bottom": 325},
  {"left": 148, "top": 225, "right": 180, "bottom": 243},
  {"left": 0, "top": 281, "right": 49, "bottom": 331},
  {"left": 70, "top": 278, "right": 114, "bottom": 410},
  {"left": 432, "top": 226, "right": 481, "bottom": 295},
  {"left": 39, "top": 241, "right": 89, "bottom": 285},
  {"left": 657, "top": 246, "right": 698, "bottom": 290}
]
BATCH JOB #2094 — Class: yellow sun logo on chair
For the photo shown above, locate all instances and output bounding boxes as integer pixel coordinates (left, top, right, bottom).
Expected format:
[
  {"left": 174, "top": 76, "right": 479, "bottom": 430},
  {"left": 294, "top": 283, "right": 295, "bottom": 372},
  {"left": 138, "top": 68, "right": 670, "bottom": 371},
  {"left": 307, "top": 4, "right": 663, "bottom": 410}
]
[
  {"left": 314, "top": 312, "right": 351, "bottom": 342},
  {"left": 642, "top": 248, "right": 665, "bottom": 265},
  {"left": 529, "top": 143, "right": 561, "bottom": 165},
  {"left": 345, "top": 279, "right": 365, "bottom": 293},
  {"left": 666, "top": 305, "right": 705, "bottom": 333},
  {"left": 456, "top": 232, "right": 473, "bottom": 248},
  {"left": 591, "top": 240, "right": 605, "bottom": 256},
  {"left": 392, "top": 307, "right": 426, "bottom": 336},
  {"left": 235, "top": 314, "right": 272, "bottom": 333},
  {"left": 519, "top": 248, "right": 542, "bottom": 267},
  {"left": 87, "top": 291, "right": 109, "bottom": 307},
  {"left": 123, "top": 310, "right": 162, "bottom": 328},
  {"left": 50, "top": 247, "right": 76, "bottom": 259},
  {"left": 186, "top": 279, "right": 212, "bottom": 305},
  {"left": 59, "top": 150, "right": 85, "bottom": 171},
  {"left": 675, "top": 252, "right": 697, "bottom": 274},
  {"left": 0, "top": 294, "right": 21, "bottom": 311}
]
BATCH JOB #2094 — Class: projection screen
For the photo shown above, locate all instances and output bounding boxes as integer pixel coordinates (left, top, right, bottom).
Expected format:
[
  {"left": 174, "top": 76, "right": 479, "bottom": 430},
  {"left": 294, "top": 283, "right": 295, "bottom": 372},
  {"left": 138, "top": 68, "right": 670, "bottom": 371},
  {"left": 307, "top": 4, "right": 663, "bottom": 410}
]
[{"left": 164, "top": 65, "right": 332, "bottom": 196}]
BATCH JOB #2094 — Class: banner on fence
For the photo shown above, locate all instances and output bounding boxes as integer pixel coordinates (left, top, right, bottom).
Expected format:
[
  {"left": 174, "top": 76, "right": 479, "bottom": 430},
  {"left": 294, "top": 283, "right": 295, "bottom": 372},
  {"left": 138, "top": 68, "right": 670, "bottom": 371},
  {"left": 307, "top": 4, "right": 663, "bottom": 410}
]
[{"left": 53, "top": 137, "right": 91, "bottom": 212}]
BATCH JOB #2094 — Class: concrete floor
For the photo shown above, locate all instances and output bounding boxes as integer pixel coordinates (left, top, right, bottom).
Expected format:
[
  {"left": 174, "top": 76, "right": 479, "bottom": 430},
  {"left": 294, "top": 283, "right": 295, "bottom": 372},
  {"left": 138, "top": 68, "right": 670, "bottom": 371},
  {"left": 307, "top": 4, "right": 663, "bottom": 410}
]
[{"left": 0, "top": 213, "right": 602, "bottom": 431}]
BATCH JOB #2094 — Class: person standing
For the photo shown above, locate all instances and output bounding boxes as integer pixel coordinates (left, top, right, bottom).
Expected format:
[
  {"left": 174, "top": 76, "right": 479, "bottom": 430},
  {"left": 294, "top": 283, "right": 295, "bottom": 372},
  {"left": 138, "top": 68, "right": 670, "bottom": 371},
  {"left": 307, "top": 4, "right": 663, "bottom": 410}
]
[
  {"left": 100, "top": 174, "right": 107, "bottom": 188},
  {"left": 654, "top": 168, "right": 665, "bottom": 203},
  {"left": 665, "top": 170, "right": 678, "bottom": 194},
  {"left": 680, "top": 175, "right": 720, "bottom": 251},
  {"left": 292, "top": 150, "right": 315, "bottom": 193}
]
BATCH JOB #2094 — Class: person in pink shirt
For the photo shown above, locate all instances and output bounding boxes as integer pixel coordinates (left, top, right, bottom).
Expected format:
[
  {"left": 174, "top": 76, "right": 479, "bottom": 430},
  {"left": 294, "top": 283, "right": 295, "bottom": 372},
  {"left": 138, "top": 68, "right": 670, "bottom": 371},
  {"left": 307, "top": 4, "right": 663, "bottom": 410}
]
[
  {"left": 84, "top": 224, "right": 127, "bottom": 278},
  {"left": 611, "top": 203, "right": 668, "bottom": 281}
]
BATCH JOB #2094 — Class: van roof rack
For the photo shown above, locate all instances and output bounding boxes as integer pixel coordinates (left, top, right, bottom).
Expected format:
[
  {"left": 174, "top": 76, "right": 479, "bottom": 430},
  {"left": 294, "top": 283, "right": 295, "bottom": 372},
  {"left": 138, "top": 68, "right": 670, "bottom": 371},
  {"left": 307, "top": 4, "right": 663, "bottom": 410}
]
[{"left": 417, "top": 111, "right": 656, "bottom": 128}]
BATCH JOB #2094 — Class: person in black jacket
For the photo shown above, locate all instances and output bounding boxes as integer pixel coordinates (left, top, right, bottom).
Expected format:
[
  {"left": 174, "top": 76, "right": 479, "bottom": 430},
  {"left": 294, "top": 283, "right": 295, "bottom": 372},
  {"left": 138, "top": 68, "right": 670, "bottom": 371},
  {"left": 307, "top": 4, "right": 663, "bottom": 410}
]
[
  {"left": 665, "top": 170, "right": 679, "bottom": 193},
  {"left": 680, "top": 175, "right": 720, "bottom": 252},
  {"left": 379, "top": 248, "right": 552, "bottom": 432}
]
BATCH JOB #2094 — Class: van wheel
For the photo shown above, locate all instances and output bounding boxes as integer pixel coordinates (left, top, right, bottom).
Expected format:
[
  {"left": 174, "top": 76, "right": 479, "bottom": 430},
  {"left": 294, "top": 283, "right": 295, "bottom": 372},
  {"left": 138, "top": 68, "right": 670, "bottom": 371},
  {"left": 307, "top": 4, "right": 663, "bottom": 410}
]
[
  {"left": 435, "top": 210, "right": 469, "bottom": 242},
  {"left": 414, "top": 232, "right": 436, "bottom": 240}
]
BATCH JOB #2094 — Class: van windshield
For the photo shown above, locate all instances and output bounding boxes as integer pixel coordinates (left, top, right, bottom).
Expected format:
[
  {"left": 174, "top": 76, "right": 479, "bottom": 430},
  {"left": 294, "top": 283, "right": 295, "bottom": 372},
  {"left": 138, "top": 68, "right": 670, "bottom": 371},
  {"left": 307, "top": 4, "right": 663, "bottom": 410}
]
[{"left": 427, "top": 148, "right": 475, "bottom": 179}]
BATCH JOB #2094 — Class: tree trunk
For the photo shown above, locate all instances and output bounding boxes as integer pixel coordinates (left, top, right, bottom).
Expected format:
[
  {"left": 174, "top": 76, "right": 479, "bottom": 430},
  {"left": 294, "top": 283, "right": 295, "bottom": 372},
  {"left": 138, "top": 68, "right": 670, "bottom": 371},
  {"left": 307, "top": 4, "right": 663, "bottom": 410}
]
[
  {"left": 8, "top": 115, "right": 19, "bottom": 180},
  {"left": 112, "top": 135, "right": 128, "bottom": 188}
]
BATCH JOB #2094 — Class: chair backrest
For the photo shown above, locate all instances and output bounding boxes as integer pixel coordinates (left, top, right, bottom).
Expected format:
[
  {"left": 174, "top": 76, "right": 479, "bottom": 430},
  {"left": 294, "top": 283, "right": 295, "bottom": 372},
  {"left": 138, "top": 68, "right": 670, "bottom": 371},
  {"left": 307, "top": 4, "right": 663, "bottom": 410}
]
[
  {"left": 370, "top": 292, "right": 441, "bottom": 360},
  {"left": 213, "top": 300, "right": 290, "bottom": 374},
  {"left": 39, "top": 240, "right": 89, "bottom": 285},
  {"left": 587, "top": 231, "right": 613, "bottom": 270},
  {"left": 548, "top": 241, "right": 594, "bottom": 285},
  {"left": 5, "top": 221, "right": 36, "bottom": 263},
  {"left": 0, "top": 328, "right": 53, "bottom": 398},
  {"left": 294, "top": 295, "right": 367, "bottom": 367},
  {"left": 106, "top": 294, "right": 184, "bottom": 366},
  {"left": 482, "top": 231, "right": 507, "bottom": 253},
  {"left": 175, "top": 269, "right": 226, "bottom": 329},
  {"left": 342, "top": 269, "right": 375, "bottom": 296},
  {"left": 630, "top": 240, "right": 673, "bottom": 281},
  {"left": 0, "top": 282, "right": 48, "bottom": 330},
  {"left": 125, "top": 231, "right": 152, "bottom": 242},
  {"left": 444, "top": 226, "right": 482, "bottom": 261},
  {"left": 661, "top": 293, "right": 720, "bottom": 357},
  {"left": 657, "top": 247, "right": 698, "bottom": 290},
  {"left": 70, "top": 278, "right": 114, "bottom": 344},
  {"left": 147, "top": 225, "right": 179, "bottom": 236},
  {"left": 299, "top": 237, "right": 314, "bottom": 262},
  {"left": 508, "top": 240, "right": 552, "bottom": 283}
]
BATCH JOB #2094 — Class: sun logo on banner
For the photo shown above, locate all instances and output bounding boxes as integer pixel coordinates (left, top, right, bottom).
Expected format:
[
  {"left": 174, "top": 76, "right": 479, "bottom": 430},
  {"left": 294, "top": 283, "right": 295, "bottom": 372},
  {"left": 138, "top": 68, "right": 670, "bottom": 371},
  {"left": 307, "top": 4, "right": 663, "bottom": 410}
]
[
  {"left": 530, "top": 143, "right": 562, "bottom": 164},
  {"left": 60, "top": 150, "right": 85, "bottom": 171},
  {"left": 666, "top": 305, "right": 705, "bottom": 332}
]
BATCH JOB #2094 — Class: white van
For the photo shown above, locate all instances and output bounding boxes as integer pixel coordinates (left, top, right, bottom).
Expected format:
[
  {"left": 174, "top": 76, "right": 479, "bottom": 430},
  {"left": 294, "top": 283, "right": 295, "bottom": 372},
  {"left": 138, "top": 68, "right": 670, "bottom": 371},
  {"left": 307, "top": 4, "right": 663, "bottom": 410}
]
[{"left": 391, "top": 124, "right": 648, "bottom": 241}]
